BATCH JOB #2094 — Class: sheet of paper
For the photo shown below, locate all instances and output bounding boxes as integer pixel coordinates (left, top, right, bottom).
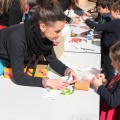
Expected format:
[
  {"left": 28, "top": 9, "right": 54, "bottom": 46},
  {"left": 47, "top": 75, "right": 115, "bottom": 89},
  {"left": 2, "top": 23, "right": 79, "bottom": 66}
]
[
  {"left": 43, "top": 76, "right": 72, "bottom": 100},
  {"left": 43, "top": 90, "right": 62, "bottom": 100}
]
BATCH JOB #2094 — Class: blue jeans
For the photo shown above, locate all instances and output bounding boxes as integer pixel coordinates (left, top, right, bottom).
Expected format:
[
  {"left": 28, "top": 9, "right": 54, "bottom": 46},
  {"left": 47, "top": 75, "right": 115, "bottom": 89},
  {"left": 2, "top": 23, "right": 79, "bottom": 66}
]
[
  {"left": 102, "top": 54, "right": 115, "bottom": 83},
  {"left": 0, "top": 59, "right": 6, "bottom": 75}
]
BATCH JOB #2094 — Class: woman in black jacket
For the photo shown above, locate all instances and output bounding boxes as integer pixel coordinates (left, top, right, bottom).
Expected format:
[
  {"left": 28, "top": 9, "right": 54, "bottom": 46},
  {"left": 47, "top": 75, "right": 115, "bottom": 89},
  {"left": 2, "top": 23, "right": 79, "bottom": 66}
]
[
  {"left": 0, "top": 0, "right": 78, "bottom": 90},
  {"left": 0, "top": 0, "right": 25, "bottom": 28}
]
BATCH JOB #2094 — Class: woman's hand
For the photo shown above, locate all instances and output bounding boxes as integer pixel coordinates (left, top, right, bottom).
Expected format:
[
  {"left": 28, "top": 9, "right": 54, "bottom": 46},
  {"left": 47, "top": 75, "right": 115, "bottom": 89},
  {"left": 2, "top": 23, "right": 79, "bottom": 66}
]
[
  {"left": 84, "top": 11, "right": 91, "bottom": 17},
  {"left": 46, "top": 79, "right": 69, "bottom": 90},
  {"left": 69, "top": 70, "right": 78, "bottom": 84}
]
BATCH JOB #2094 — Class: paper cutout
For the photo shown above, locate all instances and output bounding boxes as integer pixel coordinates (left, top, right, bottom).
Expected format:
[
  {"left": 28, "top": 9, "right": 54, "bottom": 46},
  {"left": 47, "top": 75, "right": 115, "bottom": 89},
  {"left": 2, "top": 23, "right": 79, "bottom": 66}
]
[
  {"left": 69, "top": 38, "right": 82, "bottom": 43},
  {"left": 4, "top": 67, "right": 48, "bottom": 78},
  {"left": 75, "top": 81, "right": 90, "bottom": 91}
]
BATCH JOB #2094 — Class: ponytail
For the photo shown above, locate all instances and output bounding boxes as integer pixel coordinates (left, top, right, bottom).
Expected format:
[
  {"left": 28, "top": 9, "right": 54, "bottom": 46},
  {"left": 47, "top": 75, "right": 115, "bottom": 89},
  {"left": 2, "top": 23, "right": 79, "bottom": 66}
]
[{"left": 33, "top": 0, "right": 66, "bottom": 25}]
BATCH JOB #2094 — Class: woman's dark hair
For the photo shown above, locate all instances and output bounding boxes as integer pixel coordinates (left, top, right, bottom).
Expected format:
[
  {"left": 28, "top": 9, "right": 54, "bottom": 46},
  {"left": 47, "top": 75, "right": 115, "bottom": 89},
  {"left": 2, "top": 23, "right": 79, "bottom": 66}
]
[
  {"left": 96, "top": 0, "right": 114, "bottom": 10},
  {"left": 33, "top": 0, "right": 66, "bottom": 25}
]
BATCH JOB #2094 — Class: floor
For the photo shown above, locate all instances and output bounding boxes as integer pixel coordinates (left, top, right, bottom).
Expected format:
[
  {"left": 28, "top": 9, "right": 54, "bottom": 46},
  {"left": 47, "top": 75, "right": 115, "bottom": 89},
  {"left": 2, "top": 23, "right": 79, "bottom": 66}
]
[{"left": 78, "top": 0, "right": 96, "bottom": 11}]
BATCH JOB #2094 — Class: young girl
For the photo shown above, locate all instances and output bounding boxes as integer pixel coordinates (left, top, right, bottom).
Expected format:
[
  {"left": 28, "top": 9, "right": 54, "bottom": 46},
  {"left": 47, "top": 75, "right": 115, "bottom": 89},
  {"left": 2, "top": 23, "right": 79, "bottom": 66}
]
[
  {"left": 91, "top": 41, "right": 120, "bottom": 120},
  {"left": 0, "top": 0, "right": 25, "bottom": 28},
  {"left": 81, "top": 1, "right": 120, "bottom": 83},
  {"left": 0, "top": 0, "right": 78, "bottom": 90}
]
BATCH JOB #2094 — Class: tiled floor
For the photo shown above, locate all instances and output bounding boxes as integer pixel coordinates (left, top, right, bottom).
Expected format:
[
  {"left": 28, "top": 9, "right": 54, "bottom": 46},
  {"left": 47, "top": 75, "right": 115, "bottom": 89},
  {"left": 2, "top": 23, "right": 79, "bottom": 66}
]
[{"left": 78, "top": 0, "right": 96, "bottom": 11}]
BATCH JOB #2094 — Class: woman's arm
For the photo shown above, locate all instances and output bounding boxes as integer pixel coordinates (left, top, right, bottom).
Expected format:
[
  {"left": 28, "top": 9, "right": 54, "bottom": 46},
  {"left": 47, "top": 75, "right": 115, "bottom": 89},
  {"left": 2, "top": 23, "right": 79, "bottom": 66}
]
[
  {"left": 44, "top": 48, "right": 68, "bottom": 76},
  {"left": 8, "top": 35, "right": 43, "bottom": 87}
]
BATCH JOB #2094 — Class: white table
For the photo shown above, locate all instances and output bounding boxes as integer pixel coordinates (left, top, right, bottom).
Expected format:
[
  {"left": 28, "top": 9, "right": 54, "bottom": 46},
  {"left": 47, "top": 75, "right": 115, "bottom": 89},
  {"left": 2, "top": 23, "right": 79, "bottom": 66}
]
[
  {"left": 0, "top": 19, "right": 101, "bottom": 120},
  {"left": 0, "top": 52, "right": 100, "bottom": 120},
  {"left": 64, "top": 24, "right": 101, "bottom": 54}
]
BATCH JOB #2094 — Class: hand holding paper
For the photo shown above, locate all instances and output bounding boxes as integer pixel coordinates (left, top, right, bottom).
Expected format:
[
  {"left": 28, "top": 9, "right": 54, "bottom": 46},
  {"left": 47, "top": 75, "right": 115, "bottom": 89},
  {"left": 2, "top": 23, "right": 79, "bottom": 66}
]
[
  {"left": 91, "top": 76, "right": 103, "bottom": 88},
  {"left": 46, "top": 78, "right": 69, "bottom": 90},
  {"left": 96, "top": 73, "right": 108, "bottom": 85},
  {"left": 69, "top": 70, "right": 78, "bottom": 84}
]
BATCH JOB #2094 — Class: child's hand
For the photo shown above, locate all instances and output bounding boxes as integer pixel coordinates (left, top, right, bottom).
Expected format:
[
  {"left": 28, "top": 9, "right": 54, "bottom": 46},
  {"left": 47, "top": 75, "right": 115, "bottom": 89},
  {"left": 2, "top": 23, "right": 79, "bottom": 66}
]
[
  {"left": 91, "top": 76, "right": 102, "bottom": 88},
  {"left": 80, "top": 32, "right": 87, "bottom": 37},
  {"left": 96, "top": 73, "right": 108, "bottom": 85},
  {"left": 94, "top": 34, "right": 102, "bottom": 38},
  {"left": 96, "top": 73, "right": 105, "bottom": 80}
]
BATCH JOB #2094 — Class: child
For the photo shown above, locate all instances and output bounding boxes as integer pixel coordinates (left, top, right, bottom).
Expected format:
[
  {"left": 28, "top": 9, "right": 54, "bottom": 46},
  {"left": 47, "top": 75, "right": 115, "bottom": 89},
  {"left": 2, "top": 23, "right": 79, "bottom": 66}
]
[
  {"left": 81, "top": 0, "right": 113, "bottom": 34},
  {"left": 91, "top": 41, "right": 120, "bottom": 120},
  {"left": 81, "top": 1, "right": 120, "bottom": 83},
  {"left": 94, "top": 0, "right": 113, "bottom": 24}
]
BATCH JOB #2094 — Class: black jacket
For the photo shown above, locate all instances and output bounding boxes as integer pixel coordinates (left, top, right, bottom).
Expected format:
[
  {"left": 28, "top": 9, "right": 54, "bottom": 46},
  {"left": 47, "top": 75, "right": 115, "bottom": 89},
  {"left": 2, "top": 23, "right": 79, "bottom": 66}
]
[
  {"left": 85, "top": 19, "right": 120, "bottom": 55},
  {"left": 98, "top": 80, "right": 120, "bottom": 108},
  {"left": 0, "top": 0, "right": 22, "bottom": 26},
  {"left": 0, "top": 24, "right": 67, "bottom": 87}
]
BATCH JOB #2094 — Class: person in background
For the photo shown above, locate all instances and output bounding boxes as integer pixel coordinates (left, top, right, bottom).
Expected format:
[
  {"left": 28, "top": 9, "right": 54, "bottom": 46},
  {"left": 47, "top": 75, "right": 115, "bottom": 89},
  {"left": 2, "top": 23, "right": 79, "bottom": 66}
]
[
  {"left": 94, "top": 0, "right": 113, "bottom": 24},
  {"left": 0, "top": 0, "right": 78, "bottom": 90},
  {"left": 81, "top": 1, "right": 120, "bottom": 83},
  {"left": 91, "top": 41, "right": 120, "bottom": 120},
  {"left": 59, "top": 0, "right": 91, "bottom": 24},
  {"left": 0, "top": 0, "right": 26, "bottom": 75},
  {"left": 0, "top": 0, "right": 26, "bottom": 29},
  {"left": 81, "top": 0, "right": 113, "bottom": 32}
]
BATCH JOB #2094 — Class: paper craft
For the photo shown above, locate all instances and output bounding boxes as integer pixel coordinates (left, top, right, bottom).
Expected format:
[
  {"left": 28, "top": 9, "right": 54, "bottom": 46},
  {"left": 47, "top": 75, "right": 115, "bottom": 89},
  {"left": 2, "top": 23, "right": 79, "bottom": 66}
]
[
  {"left": 75, "top": 81, "right": 90, "bottom": 91},
  {"left": 43, "top": 76, "right": 74, "bottom": 99},
  {"left": 4, "top": 67, "right": 48, "bottom": 78},
  {"left": 69, "top": 38, "right": 82, "bottom": 43},
  {"left": 81, "top": 72, "right": 95, "bottom": 82},
  {"left": 61, "top": 76, "right": 73, "bottom": 82},
  {"left": 76, "top": 64, "right": 92, "bottom": 72}
]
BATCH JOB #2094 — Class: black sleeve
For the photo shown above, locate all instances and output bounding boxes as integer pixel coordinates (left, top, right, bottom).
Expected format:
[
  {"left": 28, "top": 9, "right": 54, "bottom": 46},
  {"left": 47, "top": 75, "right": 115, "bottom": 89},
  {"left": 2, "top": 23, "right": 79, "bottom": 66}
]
[
  {"left": 9, "top": 0, "right": 22, "bottom": 26},
  {"left": 66, "top": 15, "right": 72, "bottom": 23},
  {"left": 85, "top": 19, "right": 117, "bottom": 32},
  {"left": 74, "top": 7, "right": 84, "bottom": 16},
  {"left": 44, "top": 48, "right": 68, "bottom": 76},
  {"left": 8, "top": 36, "right": 43, "bottom": 87},
  {"left": 97, "top": 82, "right": 120, "bottom": 108}
]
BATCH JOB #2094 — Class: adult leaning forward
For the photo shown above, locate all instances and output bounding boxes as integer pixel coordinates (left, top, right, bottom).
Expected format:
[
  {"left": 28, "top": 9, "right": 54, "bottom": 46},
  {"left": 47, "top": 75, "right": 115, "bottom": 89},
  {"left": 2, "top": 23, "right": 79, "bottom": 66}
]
[{"left": 0, "top": 0, "right": 78, "bottom": 90}]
